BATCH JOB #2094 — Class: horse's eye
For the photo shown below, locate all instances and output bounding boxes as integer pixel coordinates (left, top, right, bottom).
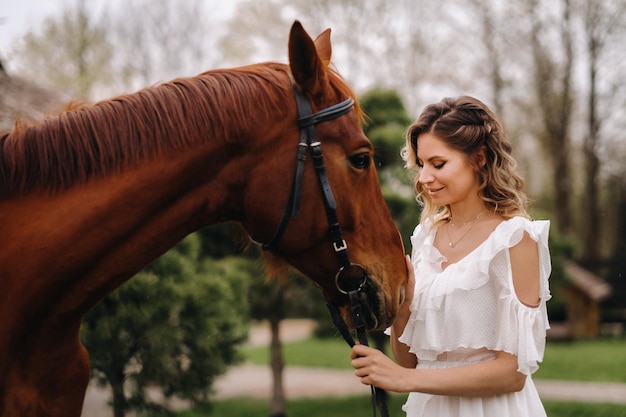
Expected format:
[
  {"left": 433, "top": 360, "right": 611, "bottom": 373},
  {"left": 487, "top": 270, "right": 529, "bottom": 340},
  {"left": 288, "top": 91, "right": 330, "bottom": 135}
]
[{"left": 349, "top": 153, "right": 371, "bottom": 169}]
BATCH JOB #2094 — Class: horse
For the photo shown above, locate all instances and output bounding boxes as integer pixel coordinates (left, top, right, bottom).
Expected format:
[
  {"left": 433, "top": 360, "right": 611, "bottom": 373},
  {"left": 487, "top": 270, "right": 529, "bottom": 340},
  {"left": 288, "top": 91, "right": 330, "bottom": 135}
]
[{"left": 0, "top": 21, "right": 408, "bottom": 416}]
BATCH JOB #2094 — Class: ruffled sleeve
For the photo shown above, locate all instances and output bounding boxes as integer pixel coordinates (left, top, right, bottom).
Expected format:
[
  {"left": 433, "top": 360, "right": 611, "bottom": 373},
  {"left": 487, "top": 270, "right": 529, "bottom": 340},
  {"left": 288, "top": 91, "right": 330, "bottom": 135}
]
[
  {"left": 493, "top": 218, "right": 552, "bottom": 374},
  {"left": 397, "top": 217, "right": 552, "bottom": 375}
]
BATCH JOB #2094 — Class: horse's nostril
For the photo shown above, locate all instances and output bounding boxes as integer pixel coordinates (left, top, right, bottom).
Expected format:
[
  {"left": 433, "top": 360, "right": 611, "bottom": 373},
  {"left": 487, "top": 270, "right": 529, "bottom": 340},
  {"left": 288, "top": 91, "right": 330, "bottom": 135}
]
[
  {"left": 399, "top": 285, "right": 406, "bottom": 305},
  {"left": 371, "top": 314, "right": 379, "bottom": 329}
]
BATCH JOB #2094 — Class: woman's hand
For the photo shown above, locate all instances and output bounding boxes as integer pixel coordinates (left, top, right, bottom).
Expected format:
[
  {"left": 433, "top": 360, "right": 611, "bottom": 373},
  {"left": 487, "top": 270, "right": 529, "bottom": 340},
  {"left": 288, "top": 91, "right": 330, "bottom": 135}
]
[{"left": 350, "top": 344, "right": 412, "bottom": 392}]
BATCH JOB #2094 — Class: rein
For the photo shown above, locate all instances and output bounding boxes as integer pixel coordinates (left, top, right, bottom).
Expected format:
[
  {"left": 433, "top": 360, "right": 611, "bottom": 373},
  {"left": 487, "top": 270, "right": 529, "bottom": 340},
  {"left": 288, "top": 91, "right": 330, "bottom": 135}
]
[{"left": 258, "top": 82, "right": 389, "bottom": 417}]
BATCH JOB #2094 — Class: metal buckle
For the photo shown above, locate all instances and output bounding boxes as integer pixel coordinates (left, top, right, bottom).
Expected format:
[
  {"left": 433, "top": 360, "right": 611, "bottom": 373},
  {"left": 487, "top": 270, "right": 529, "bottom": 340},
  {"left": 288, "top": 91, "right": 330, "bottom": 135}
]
[{"left": 333, "top": 239, "right": 348, "bottom": 252}]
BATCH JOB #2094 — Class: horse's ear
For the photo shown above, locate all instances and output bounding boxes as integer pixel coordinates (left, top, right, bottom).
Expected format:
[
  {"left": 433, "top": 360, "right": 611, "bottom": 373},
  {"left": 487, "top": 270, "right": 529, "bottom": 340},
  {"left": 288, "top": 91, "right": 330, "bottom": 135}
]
[
  {"left": 314, "top": 28, "right": 332, "bottom": 63},
  {"left": 288, "top": 20, "right": 329, "bottom": 97}
]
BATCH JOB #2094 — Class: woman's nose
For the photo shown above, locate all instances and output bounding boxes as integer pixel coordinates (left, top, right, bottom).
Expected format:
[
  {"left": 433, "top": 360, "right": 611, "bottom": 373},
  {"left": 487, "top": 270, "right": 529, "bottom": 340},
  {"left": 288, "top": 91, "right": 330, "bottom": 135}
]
[{"left": 418, "top": 167, "right": 433, "bottom": 184}]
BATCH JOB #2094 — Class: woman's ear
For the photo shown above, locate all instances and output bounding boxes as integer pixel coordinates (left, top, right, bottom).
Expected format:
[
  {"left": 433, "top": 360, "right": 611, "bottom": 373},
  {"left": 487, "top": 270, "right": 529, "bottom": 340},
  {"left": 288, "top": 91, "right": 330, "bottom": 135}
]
[{"left": 476, "top": 146, "right": 487, "bottom": 168}]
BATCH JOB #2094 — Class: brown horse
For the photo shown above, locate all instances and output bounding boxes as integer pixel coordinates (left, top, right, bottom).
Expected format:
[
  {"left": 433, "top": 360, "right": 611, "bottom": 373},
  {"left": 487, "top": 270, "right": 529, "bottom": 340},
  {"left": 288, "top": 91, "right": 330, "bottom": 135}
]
[{"left": 0, "top": 21, "right": 407, "bottom": 416}]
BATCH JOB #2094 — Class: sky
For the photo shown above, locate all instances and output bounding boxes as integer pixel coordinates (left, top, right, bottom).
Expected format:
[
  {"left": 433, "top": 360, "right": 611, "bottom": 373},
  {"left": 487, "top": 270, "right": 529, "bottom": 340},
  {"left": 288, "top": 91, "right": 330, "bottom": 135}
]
[
  {"left": 1, "top": 0, "right": 78, "bottom": 55},
  {"left": 0, "top": 0, "right": 237, "bottom": 59}
]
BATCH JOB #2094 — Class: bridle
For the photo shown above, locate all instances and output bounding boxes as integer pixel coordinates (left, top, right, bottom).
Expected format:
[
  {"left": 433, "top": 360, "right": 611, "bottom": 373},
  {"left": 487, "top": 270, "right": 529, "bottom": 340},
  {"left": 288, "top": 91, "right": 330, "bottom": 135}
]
[{"left": 258, "top": 80, "right": 390, "bottom": 417}]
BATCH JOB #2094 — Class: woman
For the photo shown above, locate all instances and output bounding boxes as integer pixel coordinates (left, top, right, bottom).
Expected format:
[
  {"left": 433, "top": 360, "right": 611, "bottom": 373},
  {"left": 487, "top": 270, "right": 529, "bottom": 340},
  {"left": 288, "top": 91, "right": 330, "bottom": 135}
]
[{"left": 351, "top": 96, "right": 551, "bottom": 416}]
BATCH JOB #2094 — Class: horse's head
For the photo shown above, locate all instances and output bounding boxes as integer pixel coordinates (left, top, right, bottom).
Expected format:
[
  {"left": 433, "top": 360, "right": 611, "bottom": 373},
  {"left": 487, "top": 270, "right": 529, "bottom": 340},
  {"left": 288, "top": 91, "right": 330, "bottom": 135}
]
[{"left": 244, "top": 21, "right": 408, "bottom": 330}]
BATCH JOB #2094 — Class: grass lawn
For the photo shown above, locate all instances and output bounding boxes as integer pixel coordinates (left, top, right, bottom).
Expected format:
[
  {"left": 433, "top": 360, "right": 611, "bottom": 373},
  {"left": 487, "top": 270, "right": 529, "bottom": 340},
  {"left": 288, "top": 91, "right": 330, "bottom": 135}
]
[
  {"left": 242, "top": 335, "right": 626, "bottom": 383},
  {"left": 241, "top": 335, "right": 353, "bottom": 369},
  {"left": 535, "top": 337, "right": 626, "bottom": 383},
  {"left": 160, "top": 396, "right": 626, "bottom": 417}
]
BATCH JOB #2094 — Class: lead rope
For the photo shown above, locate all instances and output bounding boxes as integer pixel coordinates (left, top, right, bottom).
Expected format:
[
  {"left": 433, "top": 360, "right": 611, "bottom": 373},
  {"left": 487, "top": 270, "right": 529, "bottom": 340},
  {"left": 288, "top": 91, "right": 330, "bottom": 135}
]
[{"left": 327, "top": 299, "right": 390, "bottom": 417}]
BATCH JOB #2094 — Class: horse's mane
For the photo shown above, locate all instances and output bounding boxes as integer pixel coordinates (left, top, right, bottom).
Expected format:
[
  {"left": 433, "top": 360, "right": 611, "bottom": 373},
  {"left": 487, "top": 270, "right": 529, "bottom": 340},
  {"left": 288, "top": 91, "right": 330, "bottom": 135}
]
[
  {"left": 0, "top": 60, "right": 360, "bottom": 197},
  {"left": 1, "top": 64, "right": 277, "bottom": 196}
]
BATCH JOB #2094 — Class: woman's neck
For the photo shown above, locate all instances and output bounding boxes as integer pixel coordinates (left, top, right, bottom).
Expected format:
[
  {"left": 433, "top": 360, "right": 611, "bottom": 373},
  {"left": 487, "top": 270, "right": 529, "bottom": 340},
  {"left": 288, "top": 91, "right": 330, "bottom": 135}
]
[{"left": 448, "top": 201, "right": 490, "bottom": 225}]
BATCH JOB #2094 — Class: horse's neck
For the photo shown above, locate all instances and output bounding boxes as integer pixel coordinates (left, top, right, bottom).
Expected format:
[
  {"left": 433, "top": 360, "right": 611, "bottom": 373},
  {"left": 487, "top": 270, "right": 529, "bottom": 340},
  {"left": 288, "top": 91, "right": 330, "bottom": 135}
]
[
  {"left": 0, "top": 67, "right": 291, "bottom": 330},
  {"left": 0, "top": 137, "right": 241, "bottom": 320},
  {"left": 0, "top": 147, "right": 221, "bottom": 417}
]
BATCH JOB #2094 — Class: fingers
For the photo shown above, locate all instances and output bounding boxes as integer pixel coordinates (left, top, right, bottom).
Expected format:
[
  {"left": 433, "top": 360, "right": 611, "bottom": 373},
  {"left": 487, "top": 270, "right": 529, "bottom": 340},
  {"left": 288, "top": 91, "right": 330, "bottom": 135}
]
[
  {"left": 403, "top": 254, "right": 415, "bottom": 306},
  {"left": 350, "top": 343, "right": 373, "bottom": 359},
  {"left": 350, "top": 345, "right": 374, "bottom": 385},
  {"left": 405, "top": 255, "right": 415, "bottom": 285},
  {"left": 350, "top": 345, "right": 399, "bottom": 390}
]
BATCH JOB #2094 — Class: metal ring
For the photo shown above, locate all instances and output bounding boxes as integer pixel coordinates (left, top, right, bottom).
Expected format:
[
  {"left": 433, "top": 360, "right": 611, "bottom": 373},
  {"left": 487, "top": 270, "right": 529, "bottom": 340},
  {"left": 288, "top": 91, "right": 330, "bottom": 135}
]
[{"left": 335, "top": 263, "right": 368, "bottom": 295}]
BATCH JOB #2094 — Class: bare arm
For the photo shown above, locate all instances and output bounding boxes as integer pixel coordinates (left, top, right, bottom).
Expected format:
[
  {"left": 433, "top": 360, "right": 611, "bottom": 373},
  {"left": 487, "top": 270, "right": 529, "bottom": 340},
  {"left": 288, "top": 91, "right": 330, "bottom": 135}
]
[
  {"left": 351, "top": 346, "right": 526, "bottom": 396},
  {"left": 510, "top": 231, "right": 542, "bottom": 307}
]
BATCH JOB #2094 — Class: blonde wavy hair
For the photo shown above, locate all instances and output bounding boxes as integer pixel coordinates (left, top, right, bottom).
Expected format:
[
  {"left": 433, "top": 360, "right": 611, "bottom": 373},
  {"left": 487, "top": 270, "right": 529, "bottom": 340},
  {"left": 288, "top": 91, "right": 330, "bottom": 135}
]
[{"left": 400, "top": 96, "right": 529, "bottom": 228}]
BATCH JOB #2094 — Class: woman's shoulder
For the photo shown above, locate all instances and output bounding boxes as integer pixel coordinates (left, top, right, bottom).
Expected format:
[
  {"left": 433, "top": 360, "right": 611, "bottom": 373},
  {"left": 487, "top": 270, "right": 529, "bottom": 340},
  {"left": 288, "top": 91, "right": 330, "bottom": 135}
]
[
  {"left": 493, "top": 216, "right": 550, "bottom": 247},
  {"left": 475, "top": 216, "right": 551, "bottom": 276},
  {"left": 489, "top": 216, "right": 552, "bottom": 292}
]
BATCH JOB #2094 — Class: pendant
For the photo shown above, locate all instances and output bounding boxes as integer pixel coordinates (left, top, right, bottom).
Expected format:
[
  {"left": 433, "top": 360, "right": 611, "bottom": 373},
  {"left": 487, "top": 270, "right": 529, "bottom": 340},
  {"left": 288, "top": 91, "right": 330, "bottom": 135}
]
[{"left": 449, "top": 242, "right": 455, "bottom": 247}]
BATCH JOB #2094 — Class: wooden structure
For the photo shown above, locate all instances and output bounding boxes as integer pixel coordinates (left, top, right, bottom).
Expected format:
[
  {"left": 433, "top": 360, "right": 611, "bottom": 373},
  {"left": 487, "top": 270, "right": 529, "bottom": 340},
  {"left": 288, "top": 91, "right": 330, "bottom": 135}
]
[
  {"left": 563, "top": 260, "right": 612, "bottom": 339},
  {"left": 0, "top": 61, "right": 65, "bottom": 132}
]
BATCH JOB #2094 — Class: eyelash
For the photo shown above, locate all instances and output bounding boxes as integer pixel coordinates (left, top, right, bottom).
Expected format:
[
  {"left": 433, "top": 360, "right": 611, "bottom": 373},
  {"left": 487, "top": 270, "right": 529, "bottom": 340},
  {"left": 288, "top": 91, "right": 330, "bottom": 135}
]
[{"left": 417, "top": 161, "right": 446, "bottom": 169}]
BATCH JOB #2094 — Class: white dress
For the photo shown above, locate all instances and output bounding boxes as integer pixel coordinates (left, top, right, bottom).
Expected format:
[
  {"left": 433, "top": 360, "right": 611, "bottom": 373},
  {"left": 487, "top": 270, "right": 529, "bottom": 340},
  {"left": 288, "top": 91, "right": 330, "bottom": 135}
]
[{"left": 398, "top": 216, "right": 551, "bottom": 417}]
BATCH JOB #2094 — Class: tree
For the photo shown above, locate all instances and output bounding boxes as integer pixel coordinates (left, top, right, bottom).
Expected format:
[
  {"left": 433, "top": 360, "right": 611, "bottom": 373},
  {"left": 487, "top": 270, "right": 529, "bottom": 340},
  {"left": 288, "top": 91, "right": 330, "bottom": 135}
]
[
  {"left": 8, "top": 0, "right": 112, "bottom": 98},
  {"left": 524, "top": 0, "right": 575, "bottom": 236},
  {"left": 220, "top": 0, "right": 436, "bottom": 113},
  {"left": 81, "top": 234, "right": 250, "bottom": 417},
  {"left": 108, "top": 0, "right": 222, "bottom": 94},
  {"left": 247, "top": 266, "right": 327, "bottom": 417},
  {"left": 578, "top": 0, "right": 626, "bottom": 260},
  {"left": 606, "top": 176, "right": 626, "bottom": 322},
  {"left": 460, "top": 0, "right": 509, "bottom": 117},
  {"left": 217, "top": 0, "right": 288, "bottom": 67},
  {"left": 248, "top": 273, "right": 288, "bottom": 417}
]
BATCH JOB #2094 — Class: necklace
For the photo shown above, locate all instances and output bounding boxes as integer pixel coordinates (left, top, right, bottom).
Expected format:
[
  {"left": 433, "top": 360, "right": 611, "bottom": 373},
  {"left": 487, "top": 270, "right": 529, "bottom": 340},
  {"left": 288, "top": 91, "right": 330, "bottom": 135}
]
[{"left": 446, "top": 209, "right": 488, "bottom": 248}]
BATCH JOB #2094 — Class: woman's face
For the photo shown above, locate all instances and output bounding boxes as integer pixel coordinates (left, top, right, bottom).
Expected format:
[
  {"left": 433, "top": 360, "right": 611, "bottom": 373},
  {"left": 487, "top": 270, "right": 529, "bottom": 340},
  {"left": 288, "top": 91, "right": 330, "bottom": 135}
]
[{"left": 416, "top": 132, "right": 481, "bottom": 207}]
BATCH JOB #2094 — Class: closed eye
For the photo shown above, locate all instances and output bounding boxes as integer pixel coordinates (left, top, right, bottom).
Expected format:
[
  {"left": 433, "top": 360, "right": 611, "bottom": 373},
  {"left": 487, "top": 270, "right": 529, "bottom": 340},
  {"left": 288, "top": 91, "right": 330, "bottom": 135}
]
[
  {"left": 348, "top": 152, "right": 371, "bottom": 169},
  {"left": 417, "top": 158, "right": 446, "bottom": 169}
]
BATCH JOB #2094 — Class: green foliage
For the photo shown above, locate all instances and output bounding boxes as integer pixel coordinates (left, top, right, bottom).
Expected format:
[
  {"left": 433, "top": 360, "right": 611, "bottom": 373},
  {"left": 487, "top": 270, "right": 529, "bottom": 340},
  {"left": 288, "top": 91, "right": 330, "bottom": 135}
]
[
  {"left": 360, "top": 89, "right": 412, "bottom": 169},
  {"left": 357, "top": 88, "right": 420, "bottom": 249},
  {"left": 368, "top": 123, "right": 407, "bottom": 168},
  {"left": 360, "top": 89, "right": 412, "bottom": 133},
  {"left": 81, "top": 234, "right": 251, "bottom": 415},
  {"left": 382, "top": 183, "right": 421, "bottom": 251}
]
